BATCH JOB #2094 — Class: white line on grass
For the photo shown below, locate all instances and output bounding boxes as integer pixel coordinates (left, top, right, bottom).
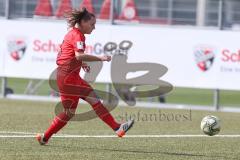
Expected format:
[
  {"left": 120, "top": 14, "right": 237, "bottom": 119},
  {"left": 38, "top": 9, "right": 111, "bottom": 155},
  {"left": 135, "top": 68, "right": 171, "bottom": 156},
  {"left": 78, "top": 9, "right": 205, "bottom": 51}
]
[
  {"left": 1, "top": 134, "right": 240, "bottom": 138},
  {"left": 0, "top": 131, "right": 240, "bottom": 138},
  {"left": 0, "top": 131, "right": 38, "bottom": 135}
]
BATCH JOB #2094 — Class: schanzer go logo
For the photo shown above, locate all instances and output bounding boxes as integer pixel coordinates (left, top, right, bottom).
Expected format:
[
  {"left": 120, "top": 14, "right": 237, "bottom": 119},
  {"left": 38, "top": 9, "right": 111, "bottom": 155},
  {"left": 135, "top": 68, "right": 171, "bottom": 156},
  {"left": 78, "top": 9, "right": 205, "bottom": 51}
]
[
  {"left": 7, "top": 39, "right": 27, "bottom": 61},
  {"left": 194, "top": 45, "right": 215, "bottom": 71}
]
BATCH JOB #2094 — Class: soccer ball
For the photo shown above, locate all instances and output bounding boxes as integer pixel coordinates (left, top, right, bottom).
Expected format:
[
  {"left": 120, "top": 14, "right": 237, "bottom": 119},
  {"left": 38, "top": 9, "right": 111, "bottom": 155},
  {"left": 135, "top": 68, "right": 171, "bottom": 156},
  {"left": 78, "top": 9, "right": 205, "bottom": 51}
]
[{"left": 200, "top": 115, "right": 221, "bottom": 136}]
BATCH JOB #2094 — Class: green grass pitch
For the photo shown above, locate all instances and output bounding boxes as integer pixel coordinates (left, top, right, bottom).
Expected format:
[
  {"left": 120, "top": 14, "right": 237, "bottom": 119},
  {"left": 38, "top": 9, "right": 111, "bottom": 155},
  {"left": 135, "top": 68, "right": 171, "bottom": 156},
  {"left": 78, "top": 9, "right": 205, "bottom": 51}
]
[{"left": 0, "top": 99, "right": 240, "bottom": 160}]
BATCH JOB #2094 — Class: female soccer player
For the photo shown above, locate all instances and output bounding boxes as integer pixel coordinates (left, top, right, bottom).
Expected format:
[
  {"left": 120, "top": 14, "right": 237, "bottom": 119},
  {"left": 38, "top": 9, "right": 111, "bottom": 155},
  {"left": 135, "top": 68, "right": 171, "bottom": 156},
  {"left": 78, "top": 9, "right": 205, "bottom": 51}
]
[{"left": 36, "top": 8, "right": 134, "bottom": 145}]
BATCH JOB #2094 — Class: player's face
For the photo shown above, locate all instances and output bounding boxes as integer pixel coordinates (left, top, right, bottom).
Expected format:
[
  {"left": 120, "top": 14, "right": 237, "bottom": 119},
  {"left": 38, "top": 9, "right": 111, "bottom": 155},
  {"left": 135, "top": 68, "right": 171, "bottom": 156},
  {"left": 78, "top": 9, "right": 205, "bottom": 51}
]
[{"left": 81, "top": 16, "right": 96, "bottom": 34}]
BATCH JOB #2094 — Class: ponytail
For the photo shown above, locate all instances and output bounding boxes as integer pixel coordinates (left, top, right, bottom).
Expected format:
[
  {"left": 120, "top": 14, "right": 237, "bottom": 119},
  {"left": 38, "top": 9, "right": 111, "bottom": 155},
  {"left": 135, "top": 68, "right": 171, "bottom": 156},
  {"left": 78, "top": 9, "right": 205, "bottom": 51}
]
[{"left": 64, "top": 7, "right": 95, "bottom": 28}]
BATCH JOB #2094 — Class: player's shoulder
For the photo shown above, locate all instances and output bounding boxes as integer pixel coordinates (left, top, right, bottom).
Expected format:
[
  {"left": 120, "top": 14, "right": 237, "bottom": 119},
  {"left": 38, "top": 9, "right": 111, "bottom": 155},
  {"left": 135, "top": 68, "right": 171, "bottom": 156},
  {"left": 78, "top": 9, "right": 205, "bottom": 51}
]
[
  {"left": 68, "top": 28, "right": 84, "bottom": 38},
  {"left": 66, "top": 28, "right": 77, "bottom": 35},
  {"left": 64, "top": 28, "right": 79, "bottom": 39},
  {"left": 70, "top": 27, "right": 83, "bottom": 34}
]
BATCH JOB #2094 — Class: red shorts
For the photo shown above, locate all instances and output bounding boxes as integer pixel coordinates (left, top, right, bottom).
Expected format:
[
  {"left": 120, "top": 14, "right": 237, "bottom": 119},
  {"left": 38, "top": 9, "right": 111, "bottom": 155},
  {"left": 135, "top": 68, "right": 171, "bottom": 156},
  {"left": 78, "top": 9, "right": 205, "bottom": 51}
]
[{"left": 56, "top": 67, "right": 93, "bottom": 110}]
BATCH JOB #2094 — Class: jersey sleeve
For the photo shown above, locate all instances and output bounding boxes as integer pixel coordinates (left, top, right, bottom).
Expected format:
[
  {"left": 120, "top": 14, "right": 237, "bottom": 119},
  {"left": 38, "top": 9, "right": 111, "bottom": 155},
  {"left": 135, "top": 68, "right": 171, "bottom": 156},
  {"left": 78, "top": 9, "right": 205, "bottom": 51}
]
[{"left": 72, "top": 33, "right": 85, "bottom": 52}]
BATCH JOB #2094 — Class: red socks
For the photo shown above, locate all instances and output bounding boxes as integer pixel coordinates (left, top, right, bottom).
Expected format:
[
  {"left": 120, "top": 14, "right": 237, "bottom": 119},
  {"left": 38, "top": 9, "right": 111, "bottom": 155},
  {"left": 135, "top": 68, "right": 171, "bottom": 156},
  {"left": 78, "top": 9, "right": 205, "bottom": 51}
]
[
  {"left": 43, "top": 101, "right": 120, "bottom": 141},
  {"left": 44, "top": 112, "right": 70, "bottom": 141},
  {"left": 92, "top": 101, "right": 120, "bottom": 130}
]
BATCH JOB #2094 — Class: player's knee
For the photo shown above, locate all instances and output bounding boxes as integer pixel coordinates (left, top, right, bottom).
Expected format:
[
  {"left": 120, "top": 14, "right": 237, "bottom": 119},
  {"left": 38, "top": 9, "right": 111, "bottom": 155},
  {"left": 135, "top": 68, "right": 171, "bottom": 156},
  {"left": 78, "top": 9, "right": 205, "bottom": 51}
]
[
  {"left": 65, "top": 108, "right": 76, "bottom": 118},
  {"left": 85, "top": 91, "right": 100, "bottom": 105}
]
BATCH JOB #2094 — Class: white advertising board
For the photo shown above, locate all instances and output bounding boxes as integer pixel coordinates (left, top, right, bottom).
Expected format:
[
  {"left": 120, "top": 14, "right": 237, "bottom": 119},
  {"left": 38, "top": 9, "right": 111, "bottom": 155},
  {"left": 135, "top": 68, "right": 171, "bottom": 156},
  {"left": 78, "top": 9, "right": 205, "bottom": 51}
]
[
  {"left": 0, "top": 19, "right": 240, "bottom": 90},
  {"left": 0, "top": 20, "right": 63, "bottom": 79},
  {"left": 0, "top": 35, "right": 4, "bottom": 77}
]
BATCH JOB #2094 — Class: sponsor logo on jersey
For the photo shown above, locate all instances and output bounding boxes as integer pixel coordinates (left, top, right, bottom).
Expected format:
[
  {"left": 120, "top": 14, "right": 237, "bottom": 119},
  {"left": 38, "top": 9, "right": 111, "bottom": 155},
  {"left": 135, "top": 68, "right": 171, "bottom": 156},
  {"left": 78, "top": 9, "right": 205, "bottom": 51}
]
[{"left": 77, "top": 41, "right": 84, "bottom": 50}]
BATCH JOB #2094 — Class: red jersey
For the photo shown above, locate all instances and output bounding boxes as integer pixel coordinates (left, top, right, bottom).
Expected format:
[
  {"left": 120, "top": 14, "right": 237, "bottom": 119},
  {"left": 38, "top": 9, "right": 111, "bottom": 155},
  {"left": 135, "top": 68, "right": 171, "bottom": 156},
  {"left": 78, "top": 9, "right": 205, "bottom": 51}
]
[
  {"left": 56, "top": 28, "right": 92, "bottom": 105},
  {"left": 57, "top": 27, "right": 86, "bottom": 68}
]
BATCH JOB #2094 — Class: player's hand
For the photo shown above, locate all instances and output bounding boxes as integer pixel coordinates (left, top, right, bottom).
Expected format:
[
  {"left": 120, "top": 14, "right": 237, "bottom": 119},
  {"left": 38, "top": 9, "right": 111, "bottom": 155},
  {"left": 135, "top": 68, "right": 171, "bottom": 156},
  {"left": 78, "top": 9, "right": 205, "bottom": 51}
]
[
  {"left": 82, "top": 63, "right": 90, "bottom": 73},
  {"left": 100, "top": 55, "right": 111, "bottom": 62}
]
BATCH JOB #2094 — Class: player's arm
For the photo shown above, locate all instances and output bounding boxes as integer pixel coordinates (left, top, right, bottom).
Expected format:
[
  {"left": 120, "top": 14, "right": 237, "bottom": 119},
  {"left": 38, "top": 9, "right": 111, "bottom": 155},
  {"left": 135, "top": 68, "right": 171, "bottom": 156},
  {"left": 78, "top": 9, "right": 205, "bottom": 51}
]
[{"left": 75, "top": 51, "right": 111, "bottom": 62}]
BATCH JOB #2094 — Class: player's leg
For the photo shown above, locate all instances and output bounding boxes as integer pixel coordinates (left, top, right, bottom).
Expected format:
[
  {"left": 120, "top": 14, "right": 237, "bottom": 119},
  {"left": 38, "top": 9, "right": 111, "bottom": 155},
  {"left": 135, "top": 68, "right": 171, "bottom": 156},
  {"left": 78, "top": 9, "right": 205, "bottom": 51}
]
[
  {"left": 81, "top": 81, "right": 134, "bottom": 137},
  {"left": 37, "top": 96, "right": 78, "bottom": 145}
]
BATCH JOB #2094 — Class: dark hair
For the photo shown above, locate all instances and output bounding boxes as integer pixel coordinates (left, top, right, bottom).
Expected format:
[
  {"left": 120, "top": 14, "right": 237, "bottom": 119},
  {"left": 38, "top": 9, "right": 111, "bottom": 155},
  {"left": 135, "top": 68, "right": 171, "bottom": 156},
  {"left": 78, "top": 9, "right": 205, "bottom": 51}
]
[{"left": 64, "top": 8, "right": 95, "bottom": 28}]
